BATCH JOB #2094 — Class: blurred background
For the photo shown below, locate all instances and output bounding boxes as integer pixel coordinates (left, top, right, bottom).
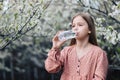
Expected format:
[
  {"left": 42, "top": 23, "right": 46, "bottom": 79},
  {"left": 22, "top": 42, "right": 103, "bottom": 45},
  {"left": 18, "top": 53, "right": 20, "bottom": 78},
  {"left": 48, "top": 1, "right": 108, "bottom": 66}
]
[{"left": 0, "top": 0, "right": 120, "bottom": 80}]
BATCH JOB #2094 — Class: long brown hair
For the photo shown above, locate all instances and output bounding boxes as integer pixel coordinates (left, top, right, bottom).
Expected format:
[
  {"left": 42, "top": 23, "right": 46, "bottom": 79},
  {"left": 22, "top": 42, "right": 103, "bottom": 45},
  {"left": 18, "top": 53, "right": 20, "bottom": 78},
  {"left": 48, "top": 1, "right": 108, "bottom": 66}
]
[{"left": 70, "top": 12, "right": 98, "bottom": 46}]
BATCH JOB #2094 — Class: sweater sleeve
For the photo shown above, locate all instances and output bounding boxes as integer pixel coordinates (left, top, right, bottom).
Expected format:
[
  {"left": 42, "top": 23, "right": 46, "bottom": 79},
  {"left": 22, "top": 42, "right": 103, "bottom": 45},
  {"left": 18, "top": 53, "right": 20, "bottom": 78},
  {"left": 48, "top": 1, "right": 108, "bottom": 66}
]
[
  {"left": 44, "top": 47, "right": 66, "bottom": 73},
  {"left": 93, "top": 51, "right": 108, "bottom": 80}
]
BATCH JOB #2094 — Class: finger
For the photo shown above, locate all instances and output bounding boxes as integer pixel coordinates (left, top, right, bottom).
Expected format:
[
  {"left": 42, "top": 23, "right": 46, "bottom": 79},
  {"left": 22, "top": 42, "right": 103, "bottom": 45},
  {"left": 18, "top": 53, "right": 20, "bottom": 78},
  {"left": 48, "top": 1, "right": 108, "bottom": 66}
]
[
  {"left": 56, "top": 31, "right": 63, "bottom": 36},
  {"left": 53, "top": 31, "right": 64, "bottom": 41}
]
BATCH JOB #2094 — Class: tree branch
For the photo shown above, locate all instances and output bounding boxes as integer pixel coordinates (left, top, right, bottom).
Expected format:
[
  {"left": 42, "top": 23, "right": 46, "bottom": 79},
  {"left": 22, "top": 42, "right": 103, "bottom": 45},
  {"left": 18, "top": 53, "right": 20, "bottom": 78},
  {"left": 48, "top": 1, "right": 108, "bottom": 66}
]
[
  {"left": 18, "top": 9, "right": 38, "bottom": 34},
  {"left": 0, "top": 0, "right": 52, "bottom": 50},
  {"left": 112, "top": 0, "right": 117, "bottom": 6},
  {"left": 0, "top": 23, "right": 38, "bottom": 50},
  {"left": 0, "top": 8, "right": 38, "bottom": 50},
  {"left": 78, "top": 0, "right": 120, "bottom": 24},
  {"left": 103, "top": 1, "right": 108, "bottom": 15}
]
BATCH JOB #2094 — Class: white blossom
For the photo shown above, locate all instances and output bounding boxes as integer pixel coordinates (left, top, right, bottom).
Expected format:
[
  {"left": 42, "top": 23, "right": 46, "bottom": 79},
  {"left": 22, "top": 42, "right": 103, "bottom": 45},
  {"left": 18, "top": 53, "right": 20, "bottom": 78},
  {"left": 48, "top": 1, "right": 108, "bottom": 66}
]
[
  {"left": 118, "top": 33, "right": 120, "bottom": 41},
  {"left": 3, "top": 0, "right": 9, "bottom": 11}
]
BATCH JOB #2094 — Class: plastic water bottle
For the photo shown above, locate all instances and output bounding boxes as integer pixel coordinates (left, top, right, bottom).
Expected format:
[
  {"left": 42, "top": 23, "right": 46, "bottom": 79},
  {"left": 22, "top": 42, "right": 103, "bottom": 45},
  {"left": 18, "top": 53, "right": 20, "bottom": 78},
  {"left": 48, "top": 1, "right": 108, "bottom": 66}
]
[{"left": 58, "top": 30, "right": 76, "bottom": 41}]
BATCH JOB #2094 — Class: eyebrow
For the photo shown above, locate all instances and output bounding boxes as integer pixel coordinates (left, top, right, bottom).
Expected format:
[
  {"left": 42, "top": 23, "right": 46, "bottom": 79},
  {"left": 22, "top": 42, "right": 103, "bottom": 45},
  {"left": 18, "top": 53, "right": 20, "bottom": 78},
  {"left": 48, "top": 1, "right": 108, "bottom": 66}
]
[{"left": 72, "top": 22, "right": 84, "bottom": 25}]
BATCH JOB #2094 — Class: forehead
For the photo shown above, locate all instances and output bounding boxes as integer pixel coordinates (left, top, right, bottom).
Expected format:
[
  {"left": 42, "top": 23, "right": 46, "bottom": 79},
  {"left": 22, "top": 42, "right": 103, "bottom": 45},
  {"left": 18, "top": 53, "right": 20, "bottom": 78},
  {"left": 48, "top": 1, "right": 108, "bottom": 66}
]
[{"left": 72, "top": 16, "right": 86, "bottom": 24}]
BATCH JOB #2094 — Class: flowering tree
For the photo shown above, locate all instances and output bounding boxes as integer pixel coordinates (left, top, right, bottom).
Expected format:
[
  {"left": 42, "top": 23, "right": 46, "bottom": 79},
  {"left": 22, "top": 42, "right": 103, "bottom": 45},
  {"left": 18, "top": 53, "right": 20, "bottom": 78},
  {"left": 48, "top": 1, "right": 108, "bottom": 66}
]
[
  {"left": 77, "top": 0, "right": 120, "bottom": 68},
  {"left": 0, "top": 0, "right": 52, "bottom": 50},
  {"left": 0, "top": 0, "right": 120, "bottom": 79},
  {"left": 1, "top": 0, "right": 119, "bottom": 49}
]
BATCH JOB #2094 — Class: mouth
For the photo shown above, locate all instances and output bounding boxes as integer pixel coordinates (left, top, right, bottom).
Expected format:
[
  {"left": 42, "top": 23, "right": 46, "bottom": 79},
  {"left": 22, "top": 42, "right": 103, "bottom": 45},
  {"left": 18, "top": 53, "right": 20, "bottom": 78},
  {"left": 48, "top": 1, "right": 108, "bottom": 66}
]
[{"left": 75, "top": 32, "right": 79, "bottom": 36}]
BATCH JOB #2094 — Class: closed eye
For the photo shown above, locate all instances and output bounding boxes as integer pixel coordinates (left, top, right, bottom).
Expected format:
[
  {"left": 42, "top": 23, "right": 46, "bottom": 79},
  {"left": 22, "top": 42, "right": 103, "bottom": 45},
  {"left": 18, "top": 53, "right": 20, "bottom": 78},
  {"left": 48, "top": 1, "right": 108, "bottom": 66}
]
[
  {"left": 78, "top": 24, "right": 83, "bottom": 26},
  {"left": 71, "top": 25, "right": 75, "bottom": 28}
]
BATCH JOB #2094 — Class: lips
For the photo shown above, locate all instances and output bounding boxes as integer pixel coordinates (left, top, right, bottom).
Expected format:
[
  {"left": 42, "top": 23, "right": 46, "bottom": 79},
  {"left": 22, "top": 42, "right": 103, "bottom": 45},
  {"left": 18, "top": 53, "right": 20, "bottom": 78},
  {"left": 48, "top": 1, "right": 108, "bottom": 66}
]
[
  {"left": 72, "top": 30, "right": 79, "bottom": 37},
  {"left": 75, "top": 32, "right": 78, "bottom": 36}
]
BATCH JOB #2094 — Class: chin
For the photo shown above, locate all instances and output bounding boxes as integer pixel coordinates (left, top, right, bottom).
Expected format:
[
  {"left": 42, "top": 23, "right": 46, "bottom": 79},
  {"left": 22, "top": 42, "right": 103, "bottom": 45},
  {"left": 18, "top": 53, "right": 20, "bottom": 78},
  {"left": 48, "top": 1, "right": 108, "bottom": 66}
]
[
  {"left": 75, "top": 36, "right": 86, "bottom": 40},
  {"left": 75, "top": 36, "right": 80, "bottom": 40}
]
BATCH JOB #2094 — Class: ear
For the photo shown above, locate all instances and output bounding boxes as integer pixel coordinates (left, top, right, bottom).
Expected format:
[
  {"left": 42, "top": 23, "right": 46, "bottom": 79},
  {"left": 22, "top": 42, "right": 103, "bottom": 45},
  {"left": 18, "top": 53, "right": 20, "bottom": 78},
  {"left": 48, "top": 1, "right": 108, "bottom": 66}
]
[{"left": 88, "top": 31, "right": 91, "bottom": 34}]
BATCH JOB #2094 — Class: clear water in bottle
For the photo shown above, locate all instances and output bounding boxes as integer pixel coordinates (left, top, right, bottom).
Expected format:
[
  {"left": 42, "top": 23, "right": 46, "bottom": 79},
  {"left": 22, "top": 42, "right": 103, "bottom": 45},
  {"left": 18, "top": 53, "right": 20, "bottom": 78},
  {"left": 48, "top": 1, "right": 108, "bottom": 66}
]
[{"left": 58, "top": 30, "right": 76, "bottom": 41}]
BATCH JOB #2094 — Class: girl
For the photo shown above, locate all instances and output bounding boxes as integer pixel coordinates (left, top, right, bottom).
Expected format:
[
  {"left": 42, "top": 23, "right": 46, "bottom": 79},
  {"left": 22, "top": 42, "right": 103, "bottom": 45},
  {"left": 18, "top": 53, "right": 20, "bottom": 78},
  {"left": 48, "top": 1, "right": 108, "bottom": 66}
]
[{"left": 45, "top": 12, "right": 108, "bottom": 80}]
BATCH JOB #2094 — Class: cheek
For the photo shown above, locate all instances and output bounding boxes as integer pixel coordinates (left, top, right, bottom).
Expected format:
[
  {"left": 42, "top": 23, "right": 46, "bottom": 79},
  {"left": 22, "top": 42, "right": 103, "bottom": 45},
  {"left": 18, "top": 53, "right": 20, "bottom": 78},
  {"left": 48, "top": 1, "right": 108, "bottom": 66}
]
[
  {"left": 78, "top": 27, "right": 89, "bottom": 33},
  {"left": 83, "top": 25, "right": 89, "bottom": 32},
  {"left": 76, "top": 27, "right": 89, "bottom": 37}
]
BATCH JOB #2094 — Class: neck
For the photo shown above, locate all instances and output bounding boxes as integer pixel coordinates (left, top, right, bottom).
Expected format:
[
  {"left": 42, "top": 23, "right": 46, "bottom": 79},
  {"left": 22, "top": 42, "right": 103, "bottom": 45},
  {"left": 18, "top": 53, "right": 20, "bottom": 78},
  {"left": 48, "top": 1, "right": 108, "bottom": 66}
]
[{"left": 76, "top": 37, "right": 90, "bottom": 49}]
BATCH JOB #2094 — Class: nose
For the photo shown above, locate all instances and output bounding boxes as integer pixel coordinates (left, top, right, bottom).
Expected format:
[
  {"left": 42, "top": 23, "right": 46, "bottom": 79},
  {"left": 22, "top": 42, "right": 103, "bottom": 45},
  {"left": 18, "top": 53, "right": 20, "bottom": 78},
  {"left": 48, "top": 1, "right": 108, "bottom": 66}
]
[{"left": 72, "top": 26, "right": 78, "bottom": 32}]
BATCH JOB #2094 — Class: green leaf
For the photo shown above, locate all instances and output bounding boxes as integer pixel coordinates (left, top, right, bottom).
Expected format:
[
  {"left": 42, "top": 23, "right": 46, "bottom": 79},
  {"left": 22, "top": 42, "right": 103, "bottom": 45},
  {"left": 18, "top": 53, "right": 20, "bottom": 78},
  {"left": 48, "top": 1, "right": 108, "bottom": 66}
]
[
  {"left": 14, "top": 13, "right": 18, "bottom": 20},
  {"left": 15, "top": 25, "right": 18, "bottom": 31},
  {"left": 117, "top": 4, "right": 120, "bottom": 9},
  {"left": 40, "top": 0, "right": 44, "bottom": 4},
  {"left": 29, "top": 3, "right": 33, "bottom": 7},
  {"left": 5, "top": 37, "right": 9, "bottom": 42},
  {"left": 108, "top": 26, "right": 113, "bottom": 31},
  {"left": 0, "top": 39, "right": 2, "bottom": 43},
  {"left": 117, "top": 47, "right": 120, "bottom": 53}
]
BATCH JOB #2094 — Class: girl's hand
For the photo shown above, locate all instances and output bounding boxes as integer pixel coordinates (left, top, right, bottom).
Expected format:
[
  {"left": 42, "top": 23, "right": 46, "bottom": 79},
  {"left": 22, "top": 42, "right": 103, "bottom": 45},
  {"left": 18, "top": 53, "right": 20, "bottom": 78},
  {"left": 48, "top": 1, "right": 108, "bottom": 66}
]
[{"left": 52, "top": 31, "right": 66, "bottom": 49}]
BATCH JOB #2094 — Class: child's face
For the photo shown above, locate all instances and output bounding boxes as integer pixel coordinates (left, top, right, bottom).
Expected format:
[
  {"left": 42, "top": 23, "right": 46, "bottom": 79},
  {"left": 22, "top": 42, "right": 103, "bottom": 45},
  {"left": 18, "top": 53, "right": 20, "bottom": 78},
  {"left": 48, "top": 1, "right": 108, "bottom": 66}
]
[{"left": 72, "top": 16, "right": 90, "bottom": 40}]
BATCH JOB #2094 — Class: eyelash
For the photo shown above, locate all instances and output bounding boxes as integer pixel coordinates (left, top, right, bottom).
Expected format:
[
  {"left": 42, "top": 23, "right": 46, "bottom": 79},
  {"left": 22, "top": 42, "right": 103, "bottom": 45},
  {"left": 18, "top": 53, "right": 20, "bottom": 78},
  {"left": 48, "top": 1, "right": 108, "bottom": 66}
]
[
  {"left": 72, "top": 25, "right": 75, "bottom": 28},
  {"left": 71, "top": 25, "right": 82, "bottom": 28},
  {"left": 79, "top": 24, "right": 82, "bottom": 26}
]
